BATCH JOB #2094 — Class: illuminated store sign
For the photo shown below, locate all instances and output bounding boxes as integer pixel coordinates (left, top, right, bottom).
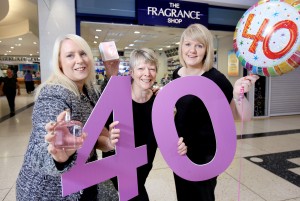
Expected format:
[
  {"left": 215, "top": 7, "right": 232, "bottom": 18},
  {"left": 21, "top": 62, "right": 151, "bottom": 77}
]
[
  {"left": 137, "top": 0, "right": 208, "bottom": 28},
  {"left": 0, "top": 56, "right": 40, "bottom": 62}
]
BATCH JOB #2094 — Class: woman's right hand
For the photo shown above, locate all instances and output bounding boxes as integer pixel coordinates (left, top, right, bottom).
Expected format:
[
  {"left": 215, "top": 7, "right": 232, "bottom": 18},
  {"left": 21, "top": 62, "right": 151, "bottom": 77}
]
[{"left": 44, "top": 111, "right": 86, "bottom": 163}]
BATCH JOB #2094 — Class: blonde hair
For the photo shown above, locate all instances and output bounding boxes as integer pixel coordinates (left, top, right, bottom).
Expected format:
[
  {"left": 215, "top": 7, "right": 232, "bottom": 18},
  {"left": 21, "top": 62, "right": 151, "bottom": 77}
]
[
  {"left": 178, "top": 24, "right": 214, "bottom": 72},
  {"left": 129, "top": 48, "right": 159, "bottom": 71},
  {"left": 35, "top": 34, "right": 96, "bottom": 99}
]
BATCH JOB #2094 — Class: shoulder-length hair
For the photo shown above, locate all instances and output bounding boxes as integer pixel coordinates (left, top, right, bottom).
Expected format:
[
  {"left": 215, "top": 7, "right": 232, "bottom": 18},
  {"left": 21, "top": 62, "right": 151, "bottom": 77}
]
[
  {"left": 35, "top": 34, "right": 96, "bottom": 99},
  {"left": 129, "top": 48, "right": 159, "bottom": 71},
  {"left": 178, "top": 23, "right": 214, "bottom": 72}
]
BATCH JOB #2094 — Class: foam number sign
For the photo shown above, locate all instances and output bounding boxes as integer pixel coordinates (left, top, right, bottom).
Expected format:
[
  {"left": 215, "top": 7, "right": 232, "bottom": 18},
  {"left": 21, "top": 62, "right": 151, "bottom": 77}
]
[
  {"left": 233, "top": 0, "right": 300, "bottom": 76},
  {"left": 62, "top": 76, "right": 237, "bottom": 199},
  {"left": 61, "top": 76, "right": 147, "bottom": 201},
  {"left": 152, "top": 76, "right": 236, "bottom": 181}
]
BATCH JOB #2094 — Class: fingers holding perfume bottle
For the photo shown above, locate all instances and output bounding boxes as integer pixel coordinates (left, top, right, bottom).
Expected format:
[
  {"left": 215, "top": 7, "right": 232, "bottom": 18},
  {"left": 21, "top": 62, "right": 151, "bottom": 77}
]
[
  {"left": 103, "top": 60, "right": 120, "bottom": 78},
  {"left": 46, "top": 131, "right": 87, "bottom": 163},
  {"left": 47, "top": 141, "right": 76, "bottom": 163},
  {"left": 44, "top": 110, "right": 67, "bottom": 138},
  {"left": 45, "top": 109, "right": 85, "bottom": 158}
]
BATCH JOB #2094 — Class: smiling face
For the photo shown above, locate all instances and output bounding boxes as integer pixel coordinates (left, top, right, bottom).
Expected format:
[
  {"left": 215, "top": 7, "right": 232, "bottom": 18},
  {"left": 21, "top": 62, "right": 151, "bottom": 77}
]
[
  {"left": 181, "top": 37, "right": 206, "bottom": 69},
  {"left": 131, "top": 61, "right": 157, "bottom": 90},
  {"left": 59, "top": 39, "right": 91, "bottom": 88}
]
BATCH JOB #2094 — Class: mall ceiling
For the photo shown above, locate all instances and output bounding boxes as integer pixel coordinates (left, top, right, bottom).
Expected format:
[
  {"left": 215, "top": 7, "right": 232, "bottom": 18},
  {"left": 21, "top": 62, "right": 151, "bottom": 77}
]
[{"left": 0, "top": 0, "right": 255, "bottom": 58}]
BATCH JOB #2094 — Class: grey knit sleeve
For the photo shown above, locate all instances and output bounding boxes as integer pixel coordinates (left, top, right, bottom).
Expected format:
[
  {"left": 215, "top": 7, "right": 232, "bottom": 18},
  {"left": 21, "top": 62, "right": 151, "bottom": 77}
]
[{"left": 27, "top": 85, "right": 77, "bottom": 176}]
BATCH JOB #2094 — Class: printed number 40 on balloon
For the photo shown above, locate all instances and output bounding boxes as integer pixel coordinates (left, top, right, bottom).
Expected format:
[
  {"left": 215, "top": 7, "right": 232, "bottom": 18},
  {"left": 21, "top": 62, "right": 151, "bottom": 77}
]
[
  {"left": 233, "top": 0, "right": 300, "bottom": 77},
  {"left": 61, "top": 76, "right": 237, "bottom": 201}
]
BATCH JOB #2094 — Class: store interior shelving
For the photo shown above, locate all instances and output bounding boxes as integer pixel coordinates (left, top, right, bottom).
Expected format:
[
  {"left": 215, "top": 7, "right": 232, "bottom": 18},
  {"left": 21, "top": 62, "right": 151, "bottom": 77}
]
[{"left": 165, "top": 47, "right": 180, "bottom": 77}]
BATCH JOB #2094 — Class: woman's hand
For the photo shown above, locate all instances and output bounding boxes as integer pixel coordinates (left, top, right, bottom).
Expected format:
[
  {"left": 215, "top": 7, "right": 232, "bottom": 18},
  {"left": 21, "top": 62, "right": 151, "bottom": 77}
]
[
  {"left": 151, "top": 85, "right": 161, "bottom": 95},
  {"left": 107, "top": 121, "right": 120, "bottom": 150},
  {"left": 177, "top": 137, "right": 187, "bottom": 156},
  {"left": 233, "top": 74, "right": 259, "bottom": 98},
  {"left": 231, "top": 74, "right": 259, "bottom": 121},
  {"left": 103, "top": 60, "right": 120, "bottom": 78},
  {"left": 44, "top": 111, "right": 86, "bottom": 163}
]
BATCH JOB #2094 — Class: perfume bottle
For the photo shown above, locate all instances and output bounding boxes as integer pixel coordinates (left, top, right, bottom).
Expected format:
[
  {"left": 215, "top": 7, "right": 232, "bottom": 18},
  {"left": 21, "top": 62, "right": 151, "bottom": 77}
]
[
  {"left": 99, "top": 41, "right": 120, "bottom": 76},
  {"left": 53, "top": 109, "right": 83, "bottom": 149}
]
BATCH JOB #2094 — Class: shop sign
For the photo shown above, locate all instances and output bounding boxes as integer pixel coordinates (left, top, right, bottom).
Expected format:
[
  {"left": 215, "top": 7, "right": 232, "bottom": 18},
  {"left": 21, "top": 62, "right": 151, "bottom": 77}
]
[
  {"left": 0, "top": 56, "right": 40, "bottom": 62},
  {"left": 137, "top": 0, "right": 208, "bottom": 28},
  {"left": 19, "top": 64, "right": 39, "bottom": 71}
]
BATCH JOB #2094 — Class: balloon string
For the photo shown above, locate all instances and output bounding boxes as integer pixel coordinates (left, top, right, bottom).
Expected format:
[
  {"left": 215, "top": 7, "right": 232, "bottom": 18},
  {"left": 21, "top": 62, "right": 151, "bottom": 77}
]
[{"left": 237, "top": 86, "right": 244, "bottom": 201}]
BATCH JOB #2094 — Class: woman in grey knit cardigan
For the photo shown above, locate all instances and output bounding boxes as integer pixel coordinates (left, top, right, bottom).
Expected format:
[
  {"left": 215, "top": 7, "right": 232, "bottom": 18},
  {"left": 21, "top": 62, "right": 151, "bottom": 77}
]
[{"left": 16, "top": 34, "right": 118, "bottom": 201}]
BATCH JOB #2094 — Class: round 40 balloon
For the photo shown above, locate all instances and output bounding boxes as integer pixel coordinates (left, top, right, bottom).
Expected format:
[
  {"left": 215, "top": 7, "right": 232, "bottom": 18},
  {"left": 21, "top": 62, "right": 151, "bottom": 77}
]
[{"left": 233, "top": 0, "right": 300, "bottom": 76}]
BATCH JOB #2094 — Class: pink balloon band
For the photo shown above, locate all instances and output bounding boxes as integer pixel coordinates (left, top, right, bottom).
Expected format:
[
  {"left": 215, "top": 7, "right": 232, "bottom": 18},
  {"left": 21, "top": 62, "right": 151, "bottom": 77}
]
[{"left": 61, "top": 76, "right": 237, "bottom": 200}]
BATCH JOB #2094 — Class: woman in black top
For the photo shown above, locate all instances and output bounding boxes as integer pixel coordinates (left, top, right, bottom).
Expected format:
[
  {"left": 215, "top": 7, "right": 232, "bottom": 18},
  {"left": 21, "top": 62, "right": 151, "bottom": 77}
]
[
  {"left": 172, "top": 24, "right": 259, "bottom": 201},
  {"left": 104, "top": 48, "right": 187, "bottom": 200},
  {"left": 0, "top": 67, "right": 20, "bottom": 115}
]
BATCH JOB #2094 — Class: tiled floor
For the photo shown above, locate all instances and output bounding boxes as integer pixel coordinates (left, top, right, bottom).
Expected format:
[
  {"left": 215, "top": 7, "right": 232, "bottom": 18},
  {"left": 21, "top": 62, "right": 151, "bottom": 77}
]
[{"left": 0, "top": 89, "right": 299, "bottom": 201}]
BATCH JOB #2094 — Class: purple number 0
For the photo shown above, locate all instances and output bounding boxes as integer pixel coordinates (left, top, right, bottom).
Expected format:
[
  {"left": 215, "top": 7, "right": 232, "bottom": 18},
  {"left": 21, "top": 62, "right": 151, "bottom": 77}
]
[
  {"left": 152, "top": 76, "right": 236, "bottom": 180},
  {"left": 62, "top": 76, "right": 236, "bottom": 200}
]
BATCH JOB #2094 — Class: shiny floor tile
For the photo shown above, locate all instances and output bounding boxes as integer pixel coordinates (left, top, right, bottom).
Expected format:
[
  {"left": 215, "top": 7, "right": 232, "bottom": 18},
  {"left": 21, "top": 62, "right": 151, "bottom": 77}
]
[{"left": 246, "top": 150, "right": 300, "bottom": 187}]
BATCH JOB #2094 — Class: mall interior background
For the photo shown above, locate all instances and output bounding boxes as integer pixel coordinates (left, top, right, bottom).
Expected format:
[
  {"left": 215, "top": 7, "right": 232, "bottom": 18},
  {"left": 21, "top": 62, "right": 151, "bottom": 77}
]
[
  {"left": 0, "top": 1, "right": 299, "bottom": 201},
  {"left": 1, "top": 0, "right": 299, "bottom": 118}
]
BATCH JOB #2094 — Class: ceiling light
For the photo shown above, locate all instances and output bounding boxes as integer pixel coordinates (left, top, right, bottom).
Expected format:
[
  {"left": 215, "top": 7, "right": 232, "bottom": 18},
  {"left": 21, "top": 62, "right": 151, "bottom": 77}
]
[
  {"left": 124, "top": 47, "right": 129, "bottom": 49},
  {"left": 96, "top": 29, "right": 102, "bottom": 32},
  {"left": 175, "top": 42, "right": 180, "bottom": 45},
  {"left": 33, "top": 42, "right": 37, "bottom": 45},
  {"left": 129, "top": 44, "right": 134, "bottom": 46},
  {"left": 166, "top": 45, "right": 171, "bottom": 48},
  {"left": 93, "top": 41, "right": 97, "bottom": 44},
  {"left": 0, "top": 41, "right": 2, "bottom": 43},
  {"left": 30, "top": 54, "right": 33, "bottom": 56},
  {"left": 159, "top": 48, "right": 163, "bottom": 51},
  {"left": 95, "top": 36, "right": 99, "bottom": 39},
  {"left": 134, "top": 31, "right": 140, "bottom": 34},
  {"left": 11, "top": 47, "right": 14, "bottom": 49},
  {"left": 18, "top": 38, "right": 22, "bottom": 40}
]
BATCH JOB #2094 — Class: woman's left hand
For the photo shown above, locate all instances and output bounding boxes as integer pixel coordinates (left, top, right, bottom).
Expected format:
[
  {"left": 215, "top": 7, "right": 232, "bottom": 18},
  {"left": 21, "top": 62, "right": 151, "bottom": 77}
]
[
  {"left": 103, "top": 60, "right": 120, "bottom": 78},
  {"left": 177, "top": 137, "right": 187, "bottom": 156},
  {"left": 107, "top": 121, "right": 120, "bottom": 150},
  {"left": 233, "top": 74, "right": 259, "bottom": 97}
]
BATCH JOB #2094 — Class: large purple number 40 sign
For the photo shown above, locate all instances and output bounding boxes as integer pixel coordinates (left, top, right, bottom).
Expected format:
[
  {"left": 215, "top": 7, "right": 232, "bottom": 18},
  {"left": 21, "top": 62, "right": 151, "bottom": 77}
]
[{"left": 61, "top": 76, "right": 236, "bottom": 200}]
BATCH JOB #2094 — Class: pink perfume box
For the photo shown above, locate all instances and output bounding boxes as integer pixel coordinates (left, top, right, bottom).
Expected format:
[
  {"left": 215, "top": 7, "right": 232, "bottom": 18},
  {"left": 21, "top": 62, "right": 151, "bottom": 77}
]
[{"left": 99, "top": 41, "right": 119, "bottom": 61}]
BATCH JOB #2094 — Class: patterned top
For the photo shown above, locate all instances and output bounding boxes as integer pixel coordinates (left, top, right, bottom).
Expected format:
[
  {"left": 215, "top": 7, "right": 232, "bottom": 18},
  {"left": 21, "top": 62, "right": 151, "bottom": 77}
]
[{"left": 16, "top": 84, "right": 118, "bottom": 201}]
